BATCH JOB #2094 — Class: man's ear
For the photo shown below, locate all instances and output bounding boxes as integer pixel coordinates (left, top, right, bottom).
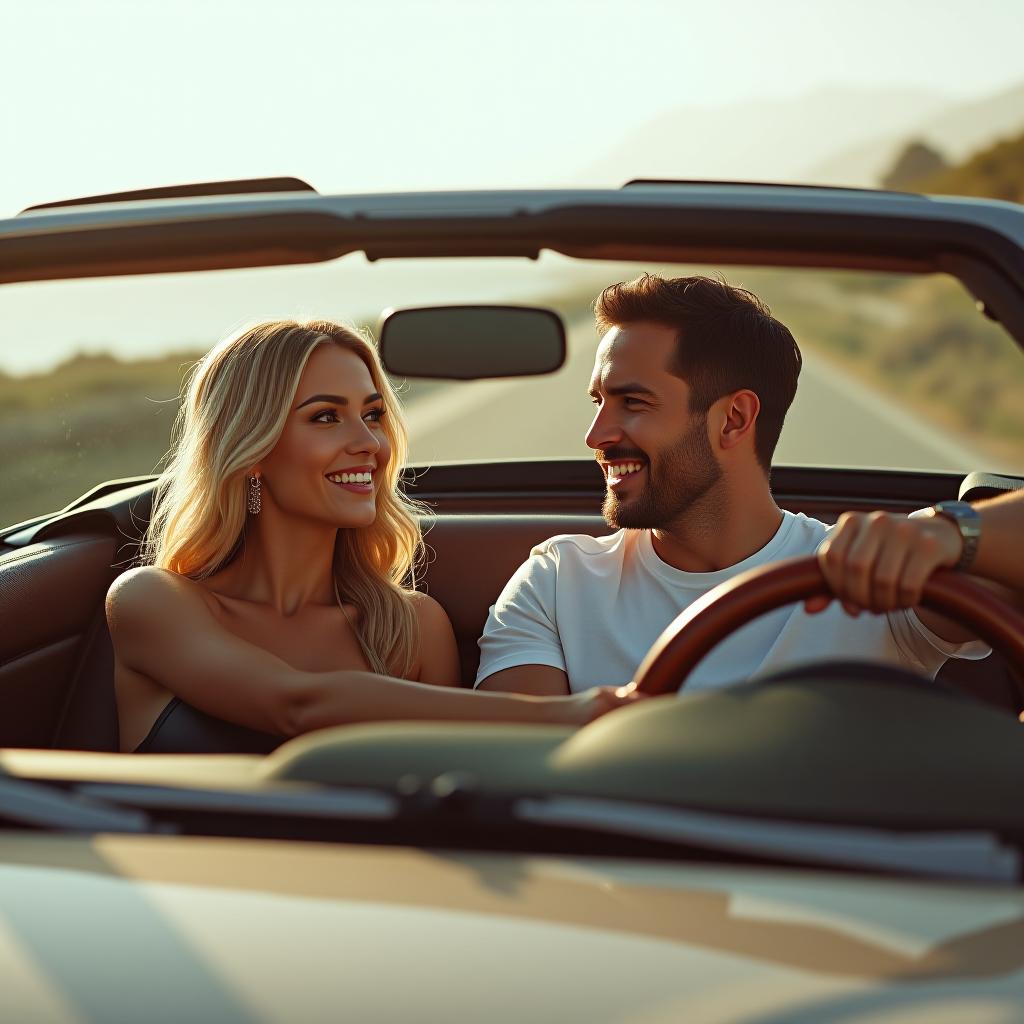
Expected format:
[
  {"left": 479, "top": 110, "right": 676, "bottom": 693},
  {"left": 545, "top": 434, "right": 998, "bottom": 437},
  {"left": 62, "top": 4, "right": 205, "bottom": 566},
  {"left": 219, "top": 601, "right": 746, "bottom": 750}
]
[{"left": 718, "top": 390, "right": 760, "bottom": 452}]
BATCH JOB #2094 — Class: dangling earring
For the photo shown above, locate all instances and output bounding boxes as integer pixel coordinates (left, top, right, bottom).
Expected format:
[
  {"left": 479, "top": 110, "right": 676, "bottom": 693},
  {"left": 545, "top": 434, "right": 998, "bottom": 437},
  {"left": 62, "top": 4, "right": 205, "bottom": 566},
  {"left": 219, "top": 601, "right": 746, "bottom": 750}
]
[{"left": 248, "top": 474, "right": 262, "bottom": 515}]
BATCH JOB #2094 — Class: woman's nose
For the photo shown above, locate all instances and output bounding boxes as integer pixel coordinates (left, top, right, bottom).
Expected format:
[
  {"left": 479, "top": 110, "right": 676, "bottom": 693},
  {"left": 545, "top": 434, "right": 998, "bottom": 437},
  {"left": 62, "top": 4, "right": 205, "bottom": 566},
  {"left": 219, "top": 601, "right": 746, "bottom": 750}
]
[{"left": 348, "top": 419, "right": 381, "bottom": 454}]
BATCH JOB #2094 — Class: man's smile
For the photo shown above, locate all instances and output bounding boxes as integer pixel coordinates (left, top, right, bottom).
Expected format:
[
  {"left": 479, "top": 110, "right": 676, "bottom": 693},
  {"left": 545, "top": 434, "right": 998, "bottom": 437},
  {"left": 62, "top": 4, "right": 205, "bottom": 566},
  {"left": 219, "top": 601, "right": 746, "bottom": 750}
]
[{"left": 602, "top": 461, "right": 646, "bottom": 488}]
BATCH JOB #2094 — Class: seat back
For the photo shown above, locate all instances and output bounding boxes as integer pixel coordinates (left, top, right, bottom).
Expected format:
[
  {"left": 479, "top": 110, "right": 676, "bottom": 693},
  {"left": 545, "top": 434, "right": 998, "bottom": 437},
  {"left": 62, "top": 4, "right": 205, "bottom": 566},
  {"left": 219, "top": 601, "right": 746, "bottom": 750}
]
[
  {"left": 3, "top": 503, "right": 1020, "bottom": 751},
  {"left": 0, "top": 534, "right": 119, "bottom": 748},
  {"left": 419, "top": 515, "right": 611, "bottom": 684}
]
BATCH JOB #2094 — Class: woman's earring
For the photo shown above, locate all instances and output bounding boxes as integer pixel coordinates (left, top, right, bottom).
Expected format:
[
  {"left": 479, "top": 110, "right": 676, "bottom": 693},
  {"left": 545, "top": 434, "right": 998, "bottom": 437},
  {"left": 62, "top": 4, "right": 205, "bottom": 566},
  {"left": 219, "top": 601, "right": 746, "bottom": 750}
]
[{"left": 248, "top": 475, "right": 262, "bottom": 515}]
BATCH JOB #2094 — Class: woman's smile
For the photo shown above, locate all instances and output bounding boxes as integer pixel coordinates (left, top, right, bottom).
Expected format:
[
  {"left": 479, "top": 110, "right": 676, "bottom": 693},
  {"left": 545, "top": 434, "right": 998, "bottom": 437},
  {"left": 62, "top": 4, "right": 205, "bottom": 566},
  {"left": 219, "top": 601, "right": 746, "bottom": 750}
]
[{"left": 325, "top": 464, "right": 375, "bottom": 495}]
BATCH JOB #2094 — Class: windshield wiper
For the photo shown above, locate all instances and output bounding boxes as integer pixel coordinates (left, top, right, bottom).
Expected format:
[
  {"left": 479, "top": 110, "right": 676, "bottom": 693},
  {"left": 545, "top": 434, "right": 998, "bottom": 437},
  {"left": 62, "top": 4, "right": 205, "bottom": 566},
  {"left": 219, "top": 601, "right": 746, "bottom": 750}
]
[
  {"left": 0, "top": 774, "right": 155, "bottom": 833},
  {"left": 78, "top": 782, "right": 396, "bottom": 821},
  {"left": 62, "top": 774, "right": 1022, "bottom": 884},
  {"left": 515, "top": 796, "right": 1020, "bottom": 885}
]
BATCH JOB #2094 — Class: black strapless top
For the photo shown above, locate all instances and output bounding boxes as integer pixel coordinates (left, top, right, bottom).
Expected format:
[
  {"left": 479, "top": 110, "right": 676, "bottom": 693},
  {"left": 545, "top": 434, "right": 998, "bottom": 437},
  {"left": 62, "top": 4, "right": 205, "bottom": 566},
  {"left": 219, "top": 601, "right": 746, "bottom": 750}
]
[{"left": 134, "top": 698, "right": 284, "bottom": 755}]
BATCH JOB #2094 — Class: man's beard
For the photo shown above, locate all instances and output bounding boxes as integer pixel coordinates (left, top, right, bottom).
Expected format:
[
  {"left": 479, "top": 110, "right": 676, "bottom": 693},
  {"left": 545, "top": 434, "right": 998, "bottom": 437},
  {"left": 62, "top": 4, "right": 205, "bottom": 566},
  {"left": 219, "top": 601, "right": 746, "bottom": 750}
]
[{"left": 602, "top": 417, "right": 723, "bottom": 530}]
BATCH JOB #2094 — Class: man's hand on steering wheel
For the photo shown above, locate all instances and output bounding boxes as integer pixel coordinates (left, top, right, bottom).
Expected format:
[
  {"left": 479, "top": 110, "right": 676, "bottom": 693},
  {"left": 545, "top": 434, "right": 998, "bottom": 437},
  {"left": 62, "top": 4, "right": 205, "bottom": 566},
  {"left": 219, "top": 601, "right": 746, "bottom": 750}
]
[{"left": 806, "top": 510, "right": 964, "bottom": 617}]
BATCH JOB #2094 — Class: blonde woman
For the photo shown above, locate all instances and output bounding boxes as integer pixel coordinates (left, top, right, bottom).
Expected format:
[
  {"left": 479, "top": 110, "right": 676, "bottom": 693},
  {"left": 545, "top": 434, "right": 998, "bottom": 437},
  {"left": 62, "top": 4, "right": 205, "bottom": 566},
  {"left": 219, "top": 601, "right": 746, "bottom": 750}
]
[{"left": 107, "top": 320, "right": 637, "bottom": 753}]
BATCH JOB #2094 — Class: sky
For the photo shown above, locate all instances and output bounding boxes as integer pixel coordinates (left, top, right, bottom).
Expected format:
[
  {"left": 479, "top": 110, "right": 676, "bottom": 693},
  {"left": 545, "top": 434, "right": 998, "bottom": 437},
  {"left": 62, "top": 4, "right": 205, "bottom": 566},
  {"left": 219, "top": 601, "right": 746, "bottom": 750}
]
[{"left": 2, "top": 0, "right": 1023, "bottom": 215}]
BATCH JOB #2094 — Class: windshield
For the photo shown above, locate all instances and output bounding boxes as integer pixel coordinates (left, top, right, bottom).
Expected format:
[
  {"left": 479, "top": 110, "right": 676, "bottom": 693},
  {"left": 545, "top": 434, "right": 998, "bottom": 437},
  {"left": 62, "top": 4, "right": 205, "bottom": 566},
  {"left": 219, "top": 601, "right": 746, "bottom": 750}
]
[{"left": 2, "top": 257, "right": 1021, "bottom": 529}]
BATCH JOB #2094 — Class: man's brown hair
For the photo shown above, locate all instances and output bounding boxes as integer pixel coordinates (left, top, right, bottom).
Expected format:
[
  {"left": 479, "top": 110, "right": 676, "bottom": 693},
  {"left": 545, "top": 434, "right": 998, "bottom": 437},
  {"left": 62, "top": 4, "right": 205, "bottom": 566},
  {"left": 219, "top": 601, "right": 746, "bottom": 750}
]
[{"left": 594, "top": 273, "right": 802, "bottom": 470}]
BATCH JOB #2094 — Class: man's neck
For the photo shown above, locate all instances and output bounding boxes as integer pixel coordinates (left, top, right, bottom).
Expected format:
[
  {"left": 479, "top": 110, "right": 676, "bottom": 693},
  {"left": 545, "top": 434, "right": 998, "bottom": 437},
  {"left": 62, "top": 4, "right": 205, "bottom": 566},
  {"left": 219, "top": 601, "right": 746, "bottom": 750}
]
[{"left": 650, "top": 480, "right": 784, "bottom": 573}]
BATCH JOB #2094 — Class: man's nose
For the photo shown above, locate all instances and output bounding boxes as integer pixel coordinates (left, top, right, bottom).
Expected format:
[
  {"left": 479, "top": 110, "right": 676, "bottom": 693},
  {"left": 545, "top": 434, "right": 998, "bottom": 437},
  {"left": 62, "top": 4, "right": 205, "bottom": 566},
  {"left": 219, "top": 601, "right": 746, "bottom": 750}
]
[{"left": 585, "top": 403, "right": 622, "bottom": 452}]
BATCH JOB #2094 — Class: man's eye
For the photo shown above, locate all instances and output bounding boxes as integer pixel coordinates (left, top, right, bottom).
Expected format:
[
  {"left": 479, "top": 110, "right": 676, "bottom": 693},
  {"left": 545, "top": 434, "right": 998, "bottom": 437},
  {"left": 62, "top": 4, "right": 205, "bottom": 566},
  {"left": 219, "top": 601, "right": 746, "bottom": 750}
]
[{"left": 624, "top": 397, "right": 648, "bottom": 408}]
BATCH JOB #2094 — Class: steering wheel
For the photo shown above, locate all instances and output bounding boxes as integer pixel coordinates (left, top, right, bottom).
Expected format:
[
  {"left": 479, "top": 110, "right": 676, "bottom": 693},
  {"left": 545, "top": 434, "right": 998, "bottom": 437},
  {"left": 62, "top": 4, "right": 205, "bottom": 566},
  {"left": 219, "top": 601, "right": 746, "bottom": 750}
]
[{"left": 633, "top": 555, "right": 1024, "bottom": 696}]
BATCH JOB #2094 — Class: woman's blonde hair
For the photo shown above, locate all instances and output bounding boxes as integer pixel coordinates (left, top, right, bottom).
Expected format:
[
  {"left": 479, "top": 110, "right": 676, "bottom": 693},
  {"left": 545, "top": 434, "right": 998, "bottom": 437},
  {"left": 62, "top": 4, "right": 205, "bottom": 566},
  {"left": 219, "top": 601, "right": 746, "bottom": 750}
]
[{"left": 143, "top": 319, "right": 425, "bottom": 677}]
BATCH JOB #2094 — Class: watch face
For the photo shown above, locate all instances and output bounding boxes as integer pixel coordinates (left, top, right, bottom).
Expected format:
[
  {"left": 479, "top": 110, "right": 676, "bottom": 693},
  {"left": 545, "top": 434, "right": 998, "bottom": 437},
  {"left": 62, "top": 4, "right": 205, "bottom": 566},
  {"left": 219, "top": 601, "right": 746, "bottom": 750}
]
[
  {"left": 933, "top": 501, "right": 981, "bottom": 571},
  {"left": 937, "top": 501, "right": 981, "bottom": 529}
]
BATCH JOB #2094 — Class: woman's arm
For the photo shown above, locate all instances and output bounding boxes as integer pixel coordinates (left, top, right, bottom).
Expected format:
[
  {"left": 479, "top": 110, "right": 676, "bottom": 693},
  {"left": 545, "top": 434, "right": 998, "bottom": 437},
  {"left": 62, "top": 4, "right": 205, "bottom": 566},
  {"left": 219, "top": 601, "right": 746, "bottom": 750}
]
[{"left": 107, "top": 567, "right": 632, "bottom": 738}]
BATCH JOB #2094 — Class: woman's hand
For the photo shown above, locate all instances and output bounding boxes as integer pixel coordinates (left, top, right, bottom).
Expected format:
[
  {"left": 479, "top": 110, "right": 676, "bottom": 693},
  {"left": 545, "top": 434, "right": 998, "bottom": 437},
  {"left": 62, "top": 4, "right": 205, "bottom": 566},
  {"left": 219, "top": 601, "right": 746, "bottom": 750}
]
[
  {"left": 556, "top": 682, "right": 646, "bottom": 726},
  {"left": 806, "top": 510, "right": 962, "bottom": 616}
]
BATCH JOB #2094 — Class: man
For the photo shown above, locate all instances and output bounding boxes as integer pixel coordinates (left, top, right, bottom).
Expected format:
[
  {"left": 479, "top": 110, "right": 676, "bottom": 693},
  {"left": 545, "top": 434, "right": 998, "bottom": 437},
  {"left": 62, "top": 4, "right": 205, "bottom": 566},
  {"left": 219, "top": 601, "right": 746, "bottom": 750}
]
[{"left": 475, "top": 273, "right": 1019, "bottom": 697}]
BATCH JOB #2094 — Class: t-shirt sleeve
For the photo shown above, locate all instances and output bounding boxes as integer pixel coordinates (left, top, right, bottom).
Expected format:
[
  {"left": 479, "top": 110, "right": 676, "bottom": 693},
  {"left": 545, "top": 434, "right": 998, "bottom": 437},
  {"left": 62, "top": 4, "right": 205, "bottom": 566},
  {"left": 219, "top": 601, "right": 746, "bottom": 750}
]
[
  {"left": 474, "top": 544, "right": 566, "bottom": 687},
  {"left": 886, "top": 608, "right": 991, "bottom": 677},
  {"left": 817, "top": 512, "right": 991, "bottom": 677}
]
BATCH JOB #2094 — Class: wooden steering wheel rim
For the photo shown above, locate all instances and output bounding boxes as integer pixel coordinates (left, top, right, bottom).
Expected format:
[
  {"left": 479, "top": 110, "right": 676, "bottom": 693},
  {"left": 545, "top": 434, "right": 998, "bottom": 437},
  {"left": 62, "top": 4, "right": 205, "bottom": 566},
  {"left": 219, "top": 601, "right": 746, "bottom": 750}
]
[{"left": 633, "top": 555, "right": 1024, "bottom": 696}]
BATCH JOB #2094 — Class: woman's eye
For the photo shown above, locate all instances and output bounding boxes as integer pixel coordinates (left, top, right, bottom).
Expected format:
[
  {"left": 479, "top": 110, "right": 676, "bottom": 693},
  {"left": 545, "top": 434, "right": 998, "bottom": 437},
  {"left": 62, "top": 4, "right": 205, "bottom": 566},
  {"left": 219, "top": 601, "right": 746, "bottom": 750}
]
[
  {"left": 363, "top": 408, "right": 385, "bottom": 424},
  {"left": 312, "top": 409, "right": 339, "bottom": 423}
]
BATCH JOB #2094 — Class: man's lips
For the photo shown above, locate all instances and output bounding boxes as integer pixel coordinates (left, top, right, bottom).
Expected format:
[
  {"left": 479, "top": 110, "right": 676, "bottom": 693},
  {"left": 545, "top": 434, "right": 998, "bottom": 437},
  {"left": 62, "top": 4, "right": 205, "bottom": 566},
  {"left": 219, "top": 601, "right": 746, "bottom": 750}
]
[{"left": 601, "top": 460, "right": 646, "bottom": 487}]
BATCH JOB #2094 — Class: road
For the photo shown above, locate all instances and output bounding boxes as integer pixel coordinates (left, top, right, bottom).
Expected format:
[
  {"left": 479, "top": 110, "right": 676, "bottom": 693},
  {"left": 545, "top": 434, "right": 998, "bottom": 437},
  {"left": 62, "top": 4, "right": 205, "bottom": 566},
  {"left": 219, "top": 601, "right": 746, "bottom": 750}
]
[{"left": 404, "top": 317, "right": 997, "bottom": 473}]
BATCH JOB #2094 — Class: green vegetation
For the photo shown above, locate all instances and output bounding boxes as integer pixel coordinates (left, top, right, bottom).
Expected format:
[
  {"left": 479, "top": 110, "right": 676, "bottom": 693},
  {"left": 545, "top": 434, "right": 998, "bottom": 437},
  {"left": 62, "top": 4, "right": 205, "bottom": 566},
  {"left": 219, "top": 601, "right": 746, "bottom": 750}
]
[
  {"left": 0, "top": 350, "right": 199, "bottom": 527},
  {"left": 550, "top": 265, "right": 1023, "bottom": 469},
  {"left": 2, "top": 264, "right": 1022, "bottom": 529},
  {"left": 883, "top": 129, "right": 1024, "bottom": 204},
  {"left": 0, "top": 347, "right": 446, "bottom": 528},
  {"left": 881, "top": 141, "right": 948, "bottom": 191},
  {"left": 741, "top": 270, "right": 1024, "bottom": 463}
]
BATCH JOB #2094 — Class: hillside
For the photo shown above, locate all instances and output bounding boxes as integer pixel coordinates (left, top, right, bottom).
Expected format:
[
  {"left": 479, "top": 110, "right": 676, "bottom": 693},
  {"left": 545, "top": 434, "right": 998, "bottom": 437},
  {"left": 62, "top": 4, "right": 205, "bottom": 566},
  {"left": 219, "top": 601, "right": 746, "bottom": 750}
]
[
  {"left": 912, "top": 130, "right": 1024, "bottom": 203},
  {"left": 805, "top": 80, "right": 1024, "bottom": 187},
  {"left": 576, "top": 87, "right": 947, "bottom": 186}
]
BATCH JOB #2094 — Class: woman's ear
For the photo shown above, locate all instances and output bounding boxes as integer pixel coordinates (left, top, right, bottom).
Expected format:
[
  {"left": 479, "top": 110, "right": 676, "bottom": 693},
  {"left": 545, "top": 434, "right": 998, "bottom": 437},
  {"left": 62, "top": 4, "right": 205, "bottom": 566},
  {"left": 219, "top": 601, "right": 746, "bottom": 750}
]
[{"left": 719, "top": 390, "right": 760, "bottom": 452}]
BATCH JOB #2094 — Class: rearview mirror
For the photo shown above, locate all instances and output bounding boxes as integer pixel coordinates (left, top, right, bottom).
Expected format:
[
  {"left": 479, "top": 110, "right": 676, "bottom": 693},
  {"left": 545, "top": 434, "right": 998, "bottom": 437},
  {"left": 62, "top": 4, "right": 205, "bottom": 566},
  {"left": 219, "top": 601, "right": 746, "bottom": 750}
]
[{"left": 378, "top": 305, "right": 566, "bottom": 380}]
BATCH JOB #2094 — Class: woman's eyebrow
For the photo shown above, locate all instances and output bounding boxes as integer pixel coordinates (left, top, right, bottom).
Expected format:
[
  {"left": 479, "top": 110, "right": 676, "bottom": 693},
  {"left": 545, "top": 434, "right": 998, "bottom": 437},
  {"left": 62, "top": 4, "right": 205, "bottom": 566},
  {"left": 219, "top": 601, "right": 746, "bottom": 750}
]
[{"left": 295, "top": 391, "right": 382, "bottom": 410}]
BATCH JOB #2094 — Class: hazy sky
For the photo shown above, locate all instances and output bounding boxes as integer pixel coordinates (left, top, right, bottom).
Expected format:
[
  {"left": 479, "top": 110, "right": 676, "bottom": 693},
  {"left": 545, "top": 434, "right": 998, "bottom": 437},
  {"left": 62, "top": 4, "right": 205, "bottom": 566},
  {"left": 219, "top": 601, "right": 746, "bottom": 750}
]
[{"left": 2, "top": 0, "right": 1023, "bottom": 214}]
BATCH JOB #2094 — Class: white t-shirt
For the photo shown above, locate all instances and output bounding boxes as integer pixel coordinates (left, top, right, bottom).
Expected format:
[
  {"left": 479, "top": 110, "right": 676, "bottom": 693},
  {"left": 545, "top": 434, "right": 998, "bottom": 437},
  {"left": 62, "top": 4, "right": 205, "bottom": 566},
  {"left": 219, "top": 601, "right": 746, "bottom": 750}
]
[{"left": 475, "top": 511, "right": 989, "bottom": 693}]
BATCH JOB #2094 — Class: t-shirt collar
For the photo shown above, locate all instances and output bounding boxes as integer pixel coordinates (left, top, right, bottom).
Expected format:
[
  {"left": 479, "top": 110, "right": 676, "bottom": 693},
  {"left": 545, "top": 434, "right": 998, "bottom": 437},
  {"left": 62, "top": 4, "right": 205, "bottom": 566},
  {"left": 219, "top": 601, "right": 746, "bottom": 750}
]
[{"left": 635, "top": 511, "right": 798, "bottom": 589}]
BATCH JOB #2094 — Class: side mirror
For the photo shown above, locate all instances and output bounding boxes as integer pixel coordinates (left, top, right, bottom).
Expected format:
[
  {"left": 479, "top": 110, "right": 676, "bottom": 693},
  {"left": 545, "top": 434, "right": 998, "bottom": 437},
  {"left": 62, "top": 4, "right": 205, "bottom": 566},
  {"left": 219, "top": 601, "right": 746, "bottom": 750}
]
[{"left": 378, "top": 305, "right": 566, "bottom": 380}]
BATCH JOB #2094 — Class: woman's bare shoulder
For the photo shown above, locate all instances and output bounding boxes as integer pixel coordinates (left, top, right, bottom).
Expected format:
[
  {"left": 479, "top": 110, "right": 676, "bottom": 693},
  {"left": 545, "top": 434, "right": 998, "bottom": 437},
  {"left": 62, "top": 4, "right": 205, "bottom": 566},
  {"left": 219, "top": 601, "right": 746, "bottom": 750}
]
[
  {"left": 408, "top": 589, "right": 453, "bottom": 627},
  {"left": 106, "top": 566, "right": 214, "bottom": 629},
  {"left": 407, "top": 590, "right": 459, "bottom": 685}
]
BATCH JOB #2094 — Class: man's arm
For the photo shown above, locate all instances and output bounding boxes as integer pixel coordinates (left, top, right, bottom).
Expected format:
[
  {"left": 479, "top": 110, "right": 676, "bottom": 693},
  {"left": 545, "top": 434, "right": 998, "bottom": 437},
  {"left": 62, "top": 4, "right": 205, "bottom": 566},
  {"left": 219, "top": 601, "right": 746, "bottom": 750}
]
[
  {"left": 474, "top": 541, "right": 574, "bottom": 694},
  {"left": 476, "top": 664, "right": 571, "bottom": 696},
  {"left": 809, "top": 490, "right": 1024, "bottom": 642}
]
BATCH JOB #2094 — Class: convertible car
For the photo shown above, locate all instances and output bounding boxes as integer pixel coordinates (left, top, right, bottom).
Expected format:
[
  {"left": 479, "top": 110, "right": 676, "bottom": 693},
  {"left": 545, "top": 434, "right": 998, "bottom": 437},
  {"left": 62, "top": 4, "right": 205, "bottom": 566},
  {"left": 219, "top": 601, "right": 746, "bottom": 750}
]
[{"left": 1, "top": 179, "right": 1024, "bottom": 1021}]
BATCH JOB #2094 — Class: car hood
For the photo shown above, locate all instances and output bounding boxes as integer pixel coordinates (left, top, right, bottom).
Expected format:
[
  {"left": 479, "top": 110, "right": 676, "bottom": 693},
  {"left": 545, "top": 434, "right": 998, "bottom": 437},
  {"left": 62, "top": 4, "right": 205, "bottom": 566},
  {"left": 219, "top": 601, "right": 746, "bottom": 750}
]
[{"left": 2, "top": 833, "right": 1023, "bottom": 1023}]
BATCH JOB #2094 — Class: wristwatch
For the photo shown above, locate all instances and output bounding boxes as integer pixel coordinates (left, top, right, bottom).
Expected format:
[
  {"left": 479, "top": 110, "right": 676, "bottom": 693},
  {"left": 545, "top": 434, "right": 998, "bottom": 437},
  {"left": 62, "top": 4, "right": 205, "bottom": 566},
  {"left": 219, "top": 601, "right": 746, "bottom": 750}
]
[{"left": 927, "top": 500, "right": 981, "bottom": 572}]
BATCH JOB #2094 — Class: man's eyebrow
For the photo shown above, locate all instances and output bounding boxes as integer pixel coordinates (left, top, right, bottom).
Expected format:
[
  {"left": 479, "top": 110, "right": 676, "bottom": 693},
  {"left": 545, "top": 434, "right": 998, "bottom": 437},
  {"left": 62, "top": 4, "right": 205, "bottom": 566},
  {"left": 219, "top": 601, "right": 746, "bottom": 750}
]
[
  {"left": 588, "top": 381, "right": 657, "bottom": 399},
  {"left": 295, "top": 392, "right": 382, "bottom": 410}
]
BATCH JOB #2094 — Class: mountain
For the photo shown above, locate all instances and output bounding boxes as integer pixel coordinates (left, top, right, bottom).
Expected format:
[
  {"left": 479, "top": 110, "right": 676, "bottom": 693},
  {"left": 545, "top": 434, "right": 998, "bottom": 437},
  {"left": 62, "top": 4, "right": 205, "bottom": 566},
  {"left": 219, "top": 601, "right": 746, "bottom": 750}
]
[
  {"left": 908, "top": 129, "right": 1024, "bottom": 203},
  {"left": 575, "top": 87, "right": 950, "bottom": 186},
  {"left": 805, "top": 81, "right": 1024, "bottom": 186}
]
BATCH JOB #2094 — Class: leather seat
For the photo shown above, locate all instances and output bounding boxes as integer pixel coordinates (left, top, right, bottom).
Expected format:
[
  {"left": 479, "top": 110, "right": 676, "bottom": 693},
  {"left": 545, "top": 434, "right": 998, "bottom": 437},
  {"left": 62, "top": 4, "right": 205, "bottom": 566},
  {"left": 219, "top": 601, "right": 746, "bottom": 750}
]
[
  {"left": 420, "top": 515, "right": 611, "bottom": 684},
  {"left": 0, "top": 508, "right": 612, "bottom": 750},
  {"left": 0, "top": 533, "right": 121, "bottom": 748},
  {"left": 1, "top": 498, "right": 1020, "bottom": 753}
]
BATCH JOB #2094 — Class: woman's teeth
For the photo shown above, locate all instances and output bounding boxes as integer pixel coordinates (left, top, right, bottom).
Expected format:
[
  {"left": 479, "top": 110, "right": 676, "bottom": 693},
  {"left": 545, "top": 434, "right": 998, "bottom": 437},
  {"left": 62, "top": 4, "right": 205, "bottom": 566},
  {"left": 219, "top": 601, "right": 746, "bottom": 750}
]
[{"left": 327, "top": 471, "right": 372, "bottom": 485}]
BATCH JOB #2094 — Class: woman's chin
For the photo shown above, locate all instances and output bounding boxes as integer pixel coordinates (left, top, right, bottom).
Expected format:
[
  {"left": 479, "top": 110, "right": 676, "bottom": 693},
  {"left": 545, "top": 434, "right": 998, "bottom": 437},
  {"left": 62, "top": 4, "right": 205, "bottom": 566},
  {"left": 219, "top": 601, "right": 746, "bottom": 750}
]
[{"left": 335, "top": 504, "right": 377, "bottom": 529}]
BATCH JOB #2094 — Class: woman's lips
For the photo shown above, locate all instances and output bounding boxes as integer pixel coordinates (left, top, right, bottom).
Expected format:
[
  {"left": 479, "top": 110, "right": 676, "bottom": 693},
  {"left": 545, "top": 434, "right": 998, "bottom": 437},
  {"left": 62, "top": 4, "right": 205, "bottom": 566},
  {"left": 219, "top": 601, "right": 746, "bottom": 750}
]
[
  {"left": 325, "top": 469, "right": 375, "bottom": 495},
  {"left": 331, "top": 479, "right": 373, "bottom": 495}
]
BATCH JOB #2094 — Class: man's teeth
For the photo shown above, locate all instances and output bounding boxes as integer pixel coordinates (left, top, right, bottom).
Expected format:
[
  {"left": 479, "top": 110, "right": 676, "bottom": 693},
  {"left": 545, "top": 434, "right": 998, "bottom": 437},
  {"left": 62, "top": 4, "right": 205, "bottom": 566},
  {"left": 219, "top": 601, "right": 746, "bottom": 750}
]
[
  {"left": 327, "top": 471, "right": 373, "bottom": 485},
  {"left": 608, "top": 462, "right": 644, "bottom": 477}
]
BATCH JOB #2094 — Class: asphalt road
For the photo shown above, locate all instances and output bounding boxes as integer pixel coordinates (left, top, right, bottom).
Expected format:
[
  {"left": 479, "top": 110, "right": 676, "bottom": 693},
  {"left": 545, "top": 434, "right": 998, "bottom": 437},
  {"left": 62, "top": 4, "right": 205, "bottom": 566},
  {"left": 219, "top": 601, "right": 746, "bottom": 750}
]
[{"left": 404, "top": 317, "right": 994, "bottom": 474}]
